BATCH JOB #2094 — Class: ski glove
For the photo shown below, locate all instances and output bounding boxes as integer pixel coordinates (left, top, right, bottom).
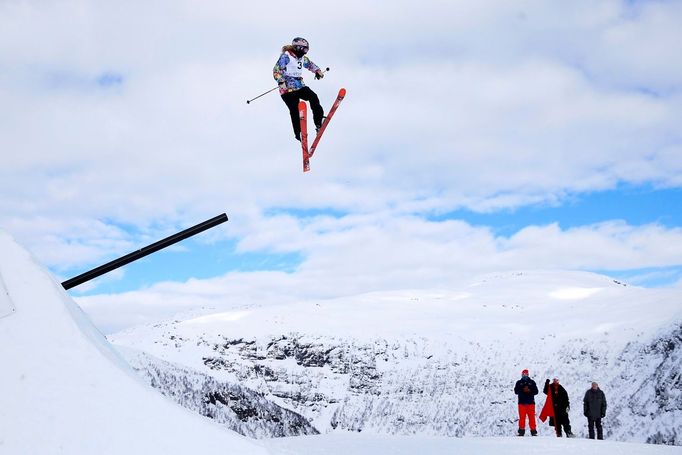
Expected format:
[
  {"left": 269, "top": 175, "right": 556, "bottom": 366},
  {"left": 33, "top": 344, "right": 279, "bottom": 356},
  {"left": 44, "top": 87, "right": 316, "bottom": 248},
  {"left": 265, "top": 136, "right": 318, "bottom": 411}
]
[
  {"left": 314, "top": 71, "right": 324, "bottom": 80},
  {"left": 278, "top": 81, "right": 287, "bottom": 90}
]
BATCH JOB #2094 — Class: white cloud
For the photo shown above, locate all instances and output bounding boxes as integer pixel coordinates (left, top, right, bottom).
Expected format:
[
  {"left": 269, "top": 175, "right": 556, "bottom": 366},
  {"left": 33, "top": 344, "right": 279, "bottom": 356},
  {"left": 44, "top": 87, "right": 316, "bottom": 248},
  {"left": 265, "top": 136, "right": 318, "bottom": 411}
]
[
  {"left": 1, "top": 0, "right": 681, "bottom": 310},
  {"left": 77, "top": 216, "right": 682, "bottom": 333},
  {"left": 499, "top": 221, "right": 682, "bottom": 270}
]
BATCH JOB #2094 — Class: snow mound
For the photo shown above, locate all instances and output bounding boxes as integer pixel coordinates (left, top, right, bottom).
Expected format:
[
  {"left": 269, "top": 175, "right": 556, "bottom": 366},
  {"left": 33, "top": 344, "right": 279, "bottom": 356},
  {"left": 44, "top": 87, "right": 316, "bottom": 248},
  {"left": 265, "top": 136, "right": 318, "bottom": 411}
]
[
  {"left": 0, "top": 231, "right": 268, "bottom": 455},
  {"left": 0, "top": 271, "right": 15, "bottom": 319},
  {"left": 116, "top": 269, "right": 678, "bottom": 345}
]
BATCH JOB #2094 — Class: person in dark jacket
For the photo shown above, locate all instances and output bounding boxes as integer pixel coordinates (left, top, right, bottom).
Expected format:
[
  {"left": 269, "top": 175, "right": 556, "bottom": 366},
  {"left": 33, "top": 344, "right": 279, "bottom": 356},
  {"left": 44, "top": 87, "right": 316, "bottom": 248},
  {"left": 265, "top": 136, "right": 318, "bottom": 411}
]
[
  {"left": 583, "top": 382, "right": 607, "bottom": 440},
  {"left": 543, "top": 378, "right": 574, "bottom": 437},
  {"left": 514, "top": 369, "right": 539, "bottom": 436}
]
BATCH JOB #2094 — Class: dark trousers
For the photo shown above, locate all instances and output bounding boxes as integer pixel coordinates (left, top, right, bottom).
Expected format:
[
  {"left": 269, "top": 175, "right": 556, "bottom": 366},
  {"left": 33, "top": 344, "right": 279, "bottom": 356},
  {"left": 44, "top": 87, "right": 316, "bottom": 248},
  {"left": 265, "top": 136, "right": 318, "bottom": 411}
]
[
  {"left": 281, "top": 86, "right": 324, "bottom": 139},
  {"left": 587, "top": 417, "right": 603, "bottom": 439},
  {"left": 553, "top": 411, "right": 572, "bottom": 436}
]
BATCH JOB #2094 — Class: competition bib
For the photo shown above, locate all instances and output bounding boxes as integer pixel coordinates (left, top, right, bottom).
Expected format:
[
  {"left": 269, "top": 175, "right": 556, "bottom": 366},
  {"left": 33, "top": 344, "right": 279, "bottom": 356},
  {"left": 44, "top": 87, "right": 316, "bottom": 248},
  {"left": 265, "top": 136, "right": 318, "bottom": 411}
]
[{"left": 285, "top": 54, "right": 304, "bottom": 78}]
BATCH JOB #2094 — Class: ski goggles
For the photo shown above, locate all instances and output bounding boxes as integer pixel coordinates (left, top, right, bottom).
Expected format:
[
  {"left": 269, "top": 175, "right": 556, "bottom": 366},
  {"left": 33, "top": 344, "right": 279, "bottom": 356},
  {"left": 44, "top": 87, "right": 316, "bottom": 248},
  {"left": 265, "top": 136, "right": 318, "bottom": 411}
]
[{"left": 293, "top": 45, "right": 308, "bottom": 54}]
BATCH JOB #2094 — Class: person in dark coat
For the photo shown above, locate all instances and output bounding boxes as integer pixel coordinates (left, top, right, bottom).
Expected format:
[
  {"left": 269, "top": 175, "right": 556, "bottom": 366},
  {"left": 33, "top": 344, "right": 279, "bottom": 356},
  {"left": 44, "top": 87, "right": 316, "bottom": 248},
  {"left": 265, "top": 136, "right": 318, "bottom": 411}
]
[
  {"left": 583, "top": 382, "right": 607, "bottom": 440},
  {"left": 543, "top": 378, "right": 574, "bottom": 437},
  {"left": 514, "top": 369, "right": 539, "bottom": 436}
]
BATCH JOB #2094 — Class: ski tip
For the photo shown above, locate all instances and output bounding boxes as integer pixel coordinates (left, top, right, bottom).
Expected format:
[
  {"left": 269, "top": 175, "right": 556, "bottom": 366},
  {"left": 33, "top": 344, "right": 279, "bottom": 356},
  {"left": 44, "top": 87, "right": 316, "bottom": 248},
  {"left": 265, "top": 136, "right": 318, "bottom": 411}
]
[{"left": 339, "top": 88, "right": 346, "bottom": 96}]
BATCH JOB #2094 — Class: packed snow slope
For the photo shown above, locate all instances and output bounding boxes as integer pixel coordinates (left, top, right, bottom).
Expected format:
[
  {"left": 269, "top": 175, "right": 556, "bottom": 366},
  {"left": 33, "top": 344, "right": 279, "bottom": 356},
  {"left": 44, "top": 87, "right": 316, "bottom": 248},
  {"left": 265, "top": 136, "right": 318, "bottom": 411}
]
[
  {"left": 264, "top": 433, "right": 682, "bottom": 455},
  {"left": 0, "top": 231, "right": 267, "bottom": 455},
  {"left": 112, "top": 271, "right": 682, "bottom": 444}
]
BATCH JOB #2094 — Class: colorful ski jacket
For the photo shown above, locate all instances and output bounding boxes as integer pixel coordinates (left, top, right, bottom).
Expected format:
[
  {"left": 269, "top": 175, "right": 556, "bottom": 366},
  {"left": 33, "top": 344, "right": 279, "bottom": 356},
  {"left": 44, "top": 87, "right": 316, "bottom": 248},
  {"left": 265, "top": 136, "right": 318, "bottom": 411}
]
[{"left": 273, "top": 46, "right": 321, "bottom": 95}]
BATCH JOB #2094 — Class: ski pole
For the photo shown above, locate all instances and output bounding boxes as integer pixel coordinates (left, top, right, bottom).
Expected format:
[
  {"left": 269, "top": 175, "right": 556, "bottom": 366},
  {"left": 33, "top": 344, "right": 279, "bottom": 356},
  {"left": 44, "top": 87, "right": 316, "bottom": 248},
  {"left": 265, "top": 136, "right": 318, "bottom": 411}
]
[
  {"left": 246, "top": 68, "right": 330, "bottom": 104},
  {"left": 246, "top": 87, "right": 279, "bottom": 104}
]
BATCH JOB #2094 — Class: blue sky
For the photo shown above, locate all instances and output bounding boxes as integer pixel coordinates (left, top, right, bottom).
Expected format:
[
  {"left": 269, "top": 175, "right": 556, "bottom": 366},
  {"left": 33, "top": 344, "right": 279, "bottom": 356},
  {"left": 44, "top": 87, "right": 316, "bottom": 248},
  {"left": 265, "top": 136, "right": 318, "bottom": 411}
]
[
  {"left": 1, "top": 0, "right": 681, "bottom": 331},
  {"left": 429, "top": 185, "right": 682, "bottom": 234},
  {"left": 63, "top": 184, "right": 682, "bottom": 296},
  {"left": 64, "top": 237, "right": 303, "bottom": 294}
]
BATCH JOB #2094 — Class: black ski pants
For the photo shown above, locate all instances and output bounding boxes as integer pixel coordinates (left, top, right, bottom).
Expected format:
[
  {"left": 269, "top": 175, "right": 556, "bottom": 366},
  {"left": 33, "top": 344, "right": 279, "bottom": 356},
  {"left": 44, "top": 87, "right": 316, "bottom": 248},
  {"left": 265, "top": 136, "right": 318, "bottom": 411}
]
[
  {"left": 281, "top": 86, "right": 324, "bottom": 140},
  {"left": 553, "top": 411, "right": 572, "bottom": 436},
  {"left": 587, "top": 417, "right": 603, "bottom": 439}
]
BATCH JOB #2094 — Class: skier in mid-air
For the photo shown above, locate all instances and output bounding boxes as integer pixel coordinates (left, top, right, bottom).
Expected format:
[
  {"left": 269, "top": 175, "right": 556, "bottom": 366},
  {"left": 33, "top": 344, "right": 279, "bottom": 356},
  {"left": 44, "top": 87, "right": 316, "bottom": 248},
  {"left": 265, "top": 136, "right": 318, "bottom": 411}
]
[{"left": 273, "top": 37, "right": 325, "bottom": 141}]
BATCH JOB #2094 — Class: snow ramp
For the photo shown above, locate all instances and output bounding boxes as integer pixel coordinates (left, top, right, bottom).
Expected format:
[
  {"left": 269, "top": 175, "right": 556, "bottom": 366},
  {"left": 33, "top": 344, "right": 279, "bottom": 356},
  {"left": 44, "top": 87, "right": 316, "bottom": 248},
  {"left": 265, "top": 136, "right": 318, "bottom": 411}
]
[{"left": 0, "top": 231, "right": 269, "bottom": 455}]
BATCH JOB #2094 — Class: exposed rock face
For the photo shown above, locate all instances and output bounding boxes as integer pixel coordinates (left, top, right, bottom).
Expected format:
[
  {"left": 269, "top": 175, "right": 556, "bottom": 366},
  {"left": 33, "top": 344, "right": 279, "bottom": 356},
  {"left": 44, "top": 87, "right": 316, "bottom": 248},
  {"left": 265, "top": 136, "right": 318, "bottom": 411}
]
[
  {"left": 122, "top": 349, "right": 319, "bottom": 439},
  {"left": 118, "top": 324, "right": 682, "bottom": 444},
  {"left": 609, "top": 324, "right": 682, "bottom": 445},
  {"left": 109, "top": 273, "right": 682, "bottom": 445}
]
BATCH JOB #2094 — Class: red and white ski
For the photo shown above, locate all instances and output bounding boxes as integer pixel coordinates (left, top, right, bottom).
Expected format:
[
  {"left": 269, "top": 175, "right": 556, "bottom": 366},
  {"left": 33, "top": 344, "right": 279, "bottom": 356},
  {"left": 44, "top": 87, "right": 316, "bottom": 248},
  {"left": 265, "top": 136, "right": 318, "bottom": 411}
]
[
  {"left": 309, "top": 88, "right": 346, "bottom": 159},
  {"left": 299, "top": 101, "right": 310, "bottom": 172}
]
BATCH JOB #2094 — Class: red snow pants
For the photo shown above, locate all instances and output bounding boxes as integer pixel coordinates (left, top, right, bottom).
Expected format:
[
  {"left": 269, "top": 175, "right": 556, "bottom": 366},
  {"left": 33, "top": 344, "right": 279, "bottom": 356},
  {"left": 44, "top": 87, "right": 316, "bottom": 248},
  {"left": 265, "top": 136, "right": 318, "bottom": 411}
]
[{"left": 518, "top": 404, "right": 537, "bottom": 430}]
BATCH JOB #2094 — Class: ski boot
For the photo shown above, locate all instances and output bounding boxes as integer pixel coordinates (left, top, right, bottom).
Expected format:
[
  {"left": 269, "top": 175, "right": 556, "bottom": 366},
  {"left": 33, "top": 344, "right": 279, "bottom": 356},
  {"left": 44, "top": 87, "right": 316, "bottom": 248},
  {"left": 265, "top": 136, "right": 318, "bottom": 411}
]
[{"left": 315, "top": 116, "right": 327, "bottom": 134}]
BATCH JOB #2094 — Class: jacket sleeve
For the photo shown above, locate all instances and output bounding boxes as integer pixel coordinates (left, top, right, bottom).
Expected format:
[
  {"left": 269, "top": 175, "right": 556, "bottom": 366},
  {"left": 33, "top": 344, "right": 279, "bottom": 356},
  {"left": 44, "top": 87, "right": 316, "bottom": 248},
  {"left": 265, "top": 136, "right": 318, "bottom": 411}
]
[
  {"left": 583, "top": 391, "right": 589, "bottom": 415},
  {"left": 601, "top": 391, "right": 607, "bottom": 416},
  {"left": 304, "top": 56, "right": 321, "bottom": 74},
  {"left": 273, "top": 54, "right": 289, "bottom": 83},
  {"left": 531, "top": 380, "right": 539, "bottom": 395},
  {"left": 514, "top": 381, "right": 520, "bottom": 395},
  {"left": 542, "top": 380, "right": 549, "bottom": 395}
]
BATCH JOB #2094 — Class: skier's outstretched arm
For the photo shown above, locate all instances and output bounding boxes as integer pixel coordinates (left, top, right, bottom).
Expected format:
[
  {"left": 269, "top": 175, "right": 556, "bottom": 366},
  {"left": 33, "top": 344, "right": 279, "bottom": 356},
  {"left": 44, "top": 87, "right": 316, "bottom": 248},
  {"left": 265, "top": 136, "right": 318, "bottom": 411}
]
[{"left": 304, "top": 57, "right": 323, "bottom": 79}]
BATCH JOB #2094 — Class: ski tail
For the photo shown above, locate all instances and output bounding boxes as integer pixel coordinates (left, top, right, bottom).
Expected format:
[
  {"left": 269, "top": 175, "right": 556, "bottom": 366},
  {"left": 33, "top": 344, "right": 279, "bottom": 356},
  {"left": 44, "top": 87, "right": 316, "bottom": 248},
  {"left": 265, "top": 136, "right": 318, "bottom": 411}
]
[
  {"left": 309, "top": 88, "right": 346, "bottom": 158},
  {"left": 299, "top": 101, "right": 310, "bottom": 172}
]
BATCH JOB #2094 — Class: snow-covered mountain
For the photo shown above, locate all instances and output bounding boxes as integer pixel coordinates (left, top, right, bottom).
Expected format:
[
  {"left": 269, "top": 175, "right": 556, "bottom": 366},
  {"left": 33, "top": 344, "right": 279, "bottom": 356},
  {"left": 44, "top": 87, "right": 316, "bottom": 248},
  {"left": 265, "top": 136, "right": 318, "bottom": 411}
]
[
  {"left": 111, "top": 271, "right": 682, "bottom": 445},
  {"left": 1, "top": 229, "right": 680, "bottom": 454},
  {"left": 0, "top": 231, "right": 268, "bottom": 455}
]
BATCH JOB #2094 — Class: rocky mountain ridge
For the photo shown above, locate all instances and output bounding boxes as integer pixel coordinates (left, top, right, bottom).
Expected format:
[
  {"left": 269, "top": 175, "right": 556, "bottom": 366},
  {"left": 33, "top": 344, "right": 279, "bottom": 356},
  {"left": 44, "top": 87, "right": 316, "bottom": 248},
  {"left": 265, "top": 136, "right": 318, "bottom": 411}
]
[{"left": 110, "top": 271, "right": 682, "bottom": 444}]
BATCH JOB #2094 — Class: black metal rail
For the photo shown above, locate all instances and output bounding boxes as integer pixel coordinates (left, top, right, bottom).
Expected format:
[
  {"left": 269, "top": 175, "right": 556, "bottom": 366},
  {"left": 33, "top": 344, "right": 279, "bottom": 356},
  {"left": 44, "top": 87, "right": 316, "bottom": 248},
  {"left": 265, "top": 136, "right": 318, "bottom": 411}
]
[{"left": 62, "top": 213, "right": 228, "bottom": 290}]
